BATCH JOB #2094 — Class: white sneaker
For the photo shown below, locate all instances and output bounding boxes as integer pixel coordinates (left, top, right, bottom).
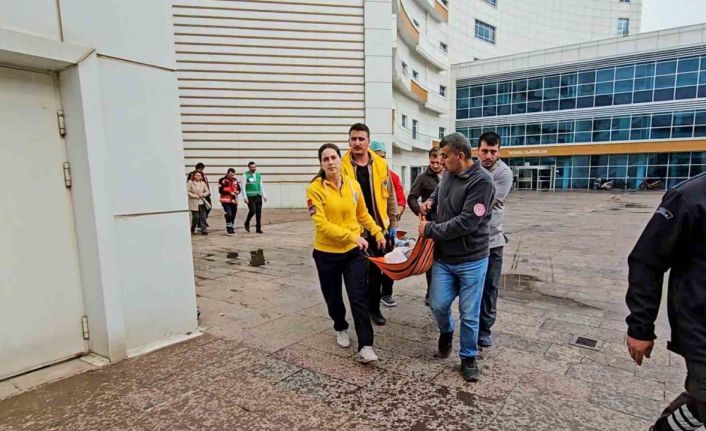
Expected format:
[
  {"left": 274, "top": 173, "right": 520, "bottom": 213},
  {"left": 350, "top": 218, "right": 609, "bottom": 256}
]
[
  {"left": 358, "top": 346, "right": 378, "bottom": 363},
  {"left": 336, "top": 330, "right": 350, "bottom": 348}
]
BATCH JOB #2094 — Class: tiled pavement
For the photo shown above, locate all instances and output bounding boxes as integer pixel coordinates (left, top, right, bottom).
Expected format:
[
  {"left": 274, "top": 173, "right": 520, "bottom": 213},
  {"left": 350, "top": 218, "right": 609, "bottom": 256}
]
[{"left": 0, "top": 191, "right": 690, "bottom": 430}]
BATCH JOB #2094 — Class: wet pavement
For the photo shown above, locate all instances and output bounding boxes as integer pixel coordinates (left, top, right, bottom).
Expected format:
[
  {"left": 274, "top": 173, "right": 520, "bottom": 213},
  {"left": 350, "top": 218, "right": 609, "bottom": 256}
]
[{"left": 0, "top": 191, "right": 688, "bottom": 430}]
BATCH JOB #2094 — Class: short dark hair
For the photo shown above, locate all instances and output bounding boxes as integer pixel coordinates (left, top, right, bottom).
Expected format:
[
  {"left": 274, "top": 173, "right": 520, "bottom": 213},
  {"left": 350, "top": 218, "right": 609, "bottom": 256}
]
[
  {"left": 348, "top": 123, "right": 370, "bottom": 138},
  {"left": 227, "top": 168, "right": 235, "bottom": 174},
  {"left": 478, "top": 132, "right": 501, "bottom": 148},
  {"left": 439, "top": 133, "right": 472, "bottom": 158},
  {"left": 428, "top": 147, "right": 440, "bottom": 158},
  {"left": 195, "top": 162, "right": 205, "bottom": 170},
  {"left": 248, "top": 161, "right": 256, "bottom": 167}
]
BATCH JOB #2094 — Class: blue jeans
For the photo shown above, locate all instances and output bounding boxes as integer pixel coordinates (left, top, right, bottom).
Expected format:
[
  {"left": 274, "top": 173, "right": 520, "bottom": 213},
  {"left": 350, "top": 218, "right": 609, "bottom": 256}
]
[{"left": 430, "top": 257, "right": 489, "bottom": 360}]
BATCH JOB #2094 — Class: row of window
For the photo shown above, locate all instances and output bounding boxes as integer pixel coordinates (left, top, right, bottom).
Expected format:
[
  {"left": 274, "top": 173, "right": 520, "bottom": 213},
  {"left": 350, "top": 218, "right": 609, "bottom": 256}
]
[
  {"left": 458, "top": 110, "right": 706, "bottom": 147},
  {"left": 456, "top": 55, "right": 706, "bottom": 119},
  {"left": 400, "top": 61, "right": 447, "bottom": 96},
  {"left": 474, "top": 17, "right": 630, "bottom": 45},
  {"left": 506, "top": 152, "right": 705, "bottom": 190}
]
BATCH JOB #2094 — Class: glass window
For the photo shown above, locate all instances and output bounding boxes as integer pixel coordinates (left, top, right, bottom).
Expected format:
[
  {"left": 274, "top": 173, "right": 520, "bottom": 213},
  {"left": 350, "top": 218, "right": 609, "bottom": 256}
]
[
  {"left": 677, "top": 72, "right": 698, "bottom": 87},
  {"left": 576, "top": 120, "right": 593, "bottom": 132},
  {"left": 678, "top": 57, "right": 700, "bottom": 73},
  {"left": 456, "top": 109, "right": 469, "bottom": 119},
  {"left": 469, "top": 108, "right": 482, "bottom": 118},
  {"left": 616, "top": 65, "right": 634, "bottom": 79},
  {"left": 696, "top": 111, "right": 706, "bottom": 125},
  {"left": 544, "top": 75, "right": 560, "bottom": 88},
  {"left": 672, "top": 126, "right": 693, "bottom": 138},
  {"left": 527, "top": 89, "right": 542, "bottom": 101},
  {"left": 655, "top": 75, "right": 675, "bottom": 88},
  {"left": 561, "top": 73, "right": 577, "bottom": 87},
  {"left": 558, "top": 121, "right": 574, "bottom": 133},
  {"left": 526, "top": 123, "right": 541, "bottom": 135},
  {"left": 484, "top": 83, "right": 497, "bottom": 95},
  {"left": 634, "top": 77, "right": 654, "bottom": 91},
  {"left": 673, "top": 112, "right": 695, "bottom": 126},
  {"left": 560, "top": 99, "right": 577, "bottom": 110},
  {"left": 615, "top": 79, "right": 633, "bottom": 93},
  {"left": 457, "top": 87, "right": 470, "bottom": 99},
  {"left": 702, "top": 57, "right": 706, "bottom": 71},
  {"left": 617, "top": 18, "right": 629, "bottom": 36},
  {"left": 648, "top": 153, "right": 669, "bottom": 165},
  {"left": 512, "top": 79, "right": 527, "bottom": 92},
  {"left": 470, "top": 97, "right": 482, "bottom": 107},
  {"left": 609, "top": 155, "right": 628, "bottom": 165},
  {"left": 543, "top": 100, "right": 559, "bottom": 111},
  {"left": 596, "top": 68, "right": 615, "bottom": 82},
  {"left": 635, "top": 62, "right": 655, "bottom": 78},
  {"left": 653, "top": 88, "right": 674, "bottom": 101},
  {"left": 498, "top": 81, "right": 512, "bottom": 94},
  {"left": 512, "top": 91, "right": 527, "bottom": 103},
  {"left": 542, "top": 122, "right": 558, "bottom": 134},
  {"left": 512, "top": 103, "right": 527, "bottom": 114},
  {"left": 528, "top": 78, "right": 543, "bottom": 90},
  {"left": 614, "top": 93, "right": 632, "bottom": 105},
  {"left": 543, "top": 87, "right": 559, "bottom": 100},
  {"left": 593, "top": 118, "right": 611, "bottom": 130},
  {"left": 470, "top": 86, "right": 483, "bottom": 97},
  {"left": 595, "top": 94, "right": 612, "bottom": 107},
  {"left": 475, "top": 20, "right": 496, "bottom": 43},
  {"left": 578, "top": 84, "right": 595, "bottom": 96},
  {"left": 560, "top": 85, "right": 576, "bottom": 98},
  {"left": 632, "top": 115, "right": 651, "bottom": 129},
  {"left": 650, "top": 128, "right": 671, "bottom": 139},
  {"left": 631, "top": 128, "right": 650, "bottom": 140},
  {"left": 577, "top": 96, "right": 593, "bottom": 108},
  {"left": 527, "top": 102, "right": 542, "bottom": 113},
  {"left": 656, "top": 60, "right": 677, "bottom": 75},
  {"left": 596, "top": 82, "right": 614, "bottom": 94},
  {"left": 613, "top": 117, "right": 630, "bottom": 129},
  {"left": 633, "top": 90, "right": 653, "bottom": 103},
  {"left": 611, "top": 129, "right": 629, "bottom": 141},
  {"left": 652, "top": 114, "right": 672, "bottom": 127},
  {"left": 578, "top": 70, "right": 596, "bottom": 84}
]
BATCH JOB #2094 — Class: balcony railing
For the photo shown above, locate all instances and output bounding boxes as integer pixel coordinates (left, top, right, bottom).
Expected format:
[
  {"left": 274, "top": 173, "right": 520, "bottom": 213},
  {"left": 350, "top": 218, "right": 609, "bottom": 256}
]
[{"left": 425, "top": 88, "right": 449, "bottom": 114}]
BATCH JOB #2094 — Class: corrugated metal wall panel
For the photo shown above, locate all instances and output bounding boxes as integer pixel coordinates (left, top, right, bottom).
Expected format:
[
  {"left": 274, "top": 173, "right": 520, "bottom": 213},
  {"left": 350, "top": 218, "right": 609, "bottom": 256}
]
[{"left": 173, "top": 0, "right": 365, "bottom": 199}]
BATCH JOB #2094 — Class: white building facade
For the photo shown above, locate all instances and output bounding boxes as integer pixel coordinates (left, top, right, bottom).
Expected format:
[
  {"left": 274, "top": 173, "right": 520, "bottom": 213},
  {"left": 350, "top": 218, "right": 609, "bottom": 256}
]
[{"left": 0, "top": 1, "right": 198, "bottom": 380}]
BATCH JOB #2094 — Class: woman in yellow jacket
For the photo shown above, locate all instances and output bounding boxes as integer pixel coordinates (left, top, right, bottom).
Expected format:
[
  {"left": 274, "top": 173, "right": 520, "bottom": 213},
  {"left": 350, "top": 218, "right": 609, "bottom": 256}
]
[{"left": 307, "top": 143, "right": 386, "bottom": 363}]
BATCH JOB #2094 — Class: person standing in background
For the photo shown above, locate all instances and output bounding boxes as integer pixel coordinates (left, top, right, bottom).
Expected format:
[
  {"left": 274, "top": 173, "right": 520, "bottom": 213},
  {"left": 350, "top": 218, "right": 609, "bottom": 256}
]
[
  {"left": 370, "top": 140, "right": 405, "bottom": 308},
  {"left": 341, "top": 124, "right": 398, "bottom": 326},
  {"left": 218, "top": 168, "right": 241, "bottom": 236},
  {"left": 242, "top": 161, "right": 267, "bottom": 234},
  {"left": 407, "top": 147, "right": 443, "bottom": 306},
  {"left": 187, "top": 171, "right": 210, "bottom": 235},
  {"left": 194, "top": 162, "right": 211, "bottom": 228},
  {"left": 476, "top": 132, "right": 514, "bottom": 348}
]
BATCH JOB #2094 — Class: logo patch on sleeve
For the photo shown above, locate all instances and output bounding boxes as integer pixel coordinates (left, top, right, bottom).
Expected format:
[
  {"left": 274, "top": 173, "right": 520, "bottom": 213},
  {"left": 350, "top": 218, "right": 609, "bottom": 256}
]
[
  {"left": 473, "top": 203, "right": 487, "bottom": 217},
  {"left": 656, "top": 207, "right": 673, "bottom": 220},
  {"left": 307, "top": 199, "right": 316, "bottom": 216}
]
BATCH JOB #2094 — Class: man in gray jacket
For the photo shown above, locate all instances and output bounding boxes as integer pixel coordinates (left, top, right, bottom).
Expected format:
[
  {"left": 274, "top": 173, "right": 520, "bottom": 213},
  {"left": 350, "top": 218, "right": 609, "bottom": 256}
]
[
  {"left": 418, "top": 133, "right": 495, "bottom": 382},
  {"left": 477, "top": 132, "right": 514, "bottom": 348}
]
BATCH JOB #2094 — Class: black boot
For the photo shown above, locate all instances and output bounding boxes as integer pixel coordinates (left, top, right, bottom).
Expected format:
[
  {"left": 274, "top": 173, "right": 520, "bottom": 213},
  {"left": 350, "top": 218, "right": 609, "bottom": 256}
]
[
  {"left": 435, "top": 331, "right": 453, "bottom": 358},
  {"left": 461, "top": 357, "right": 480, "bottom": 382}
]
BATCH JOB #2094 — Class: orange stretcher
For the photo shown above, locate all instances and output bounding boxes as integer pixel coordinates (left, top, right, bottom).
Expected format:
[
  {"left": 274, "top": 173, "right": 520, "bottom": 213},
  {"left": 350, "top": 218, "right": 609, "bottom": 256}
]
[{"left": 367, "top": 236, "right": 435, "bottom": 281}]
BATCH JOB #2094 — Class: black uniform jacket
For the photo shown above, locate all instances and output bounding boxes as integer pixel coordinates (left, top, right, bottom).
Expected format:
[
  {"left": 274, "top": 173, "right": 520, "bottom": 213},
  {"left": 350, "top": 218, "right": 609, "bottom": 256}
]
[{"left": 626, "top": 173, "right": 706, "bottom": 362}]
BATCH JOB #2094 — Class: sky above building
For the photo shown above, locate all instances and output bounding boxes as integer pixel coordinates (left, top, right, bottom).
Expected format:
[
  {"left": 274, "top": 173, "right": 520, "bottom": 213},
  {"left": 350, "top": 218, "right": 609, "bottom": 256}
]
[{"left": 641, "top": 0, "right": 706, "bottom": 32}]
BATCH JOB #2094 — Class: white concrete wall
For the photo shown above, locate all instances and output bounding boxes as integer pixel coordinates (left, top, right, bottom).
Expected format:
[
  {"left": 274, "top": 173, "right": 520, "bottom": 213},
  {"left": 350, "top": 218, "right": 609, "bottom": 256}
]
[
  {"left": 173, "top": 0, "right": 366, "bottom": 208},
  {"left": 450, "top": 0, "right": 643, "bottom": 64},
  {"left": 1, "top": 0, "right": 198, "bottom": 359}
]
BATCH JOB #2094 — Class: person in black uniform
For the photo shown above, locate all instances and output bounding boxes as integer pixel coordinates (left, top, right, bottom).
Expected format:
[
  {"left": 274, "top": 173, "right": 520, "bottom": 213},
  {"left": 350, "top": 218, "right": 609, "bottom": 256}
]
[{"left": 625, "top": 172, "right": 706, "bottom": 431}]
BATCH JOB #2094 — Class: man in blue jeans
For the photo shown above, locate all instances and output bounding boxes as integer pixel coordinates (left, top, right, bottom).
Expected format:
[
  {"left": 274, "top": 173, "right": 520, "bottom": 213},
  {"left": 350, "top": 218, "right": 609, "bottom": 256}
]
[{"left": 418, "top": 132, "right": 495, "bottom": 382}]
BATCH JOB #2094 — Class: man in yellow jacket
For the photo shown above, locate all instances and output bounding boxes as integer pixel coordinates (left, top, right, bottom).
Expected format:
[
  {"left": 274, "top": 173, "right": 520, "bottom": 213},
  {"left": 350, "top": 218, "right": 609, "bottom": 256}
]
[{"left": 341, "top": 123, "right": 398, "bottom": 325}]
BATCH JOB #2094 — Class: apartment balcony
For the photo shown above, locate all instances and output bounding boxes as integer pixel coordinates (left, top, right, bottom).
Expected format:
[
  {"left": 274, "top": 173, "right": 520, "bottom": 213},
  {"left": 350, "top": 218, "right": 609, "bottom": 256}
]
[
  {"left": 393, "top": 58, "right": 428, "bottom": 105},
  {"left": 393, "top": 121, "right": 439, "bottom": 151},
  {"left": 414, "top": 0, "right": 449, "bottom": 22},
  {"left": 397, "top": 1, "right": 420, "bottom": 47},
  {"left": 425, "top": 88, "right": 448, "bottom": 115},
  {"left": 416, "top": 35, "right": 449, "bottom": 71}
]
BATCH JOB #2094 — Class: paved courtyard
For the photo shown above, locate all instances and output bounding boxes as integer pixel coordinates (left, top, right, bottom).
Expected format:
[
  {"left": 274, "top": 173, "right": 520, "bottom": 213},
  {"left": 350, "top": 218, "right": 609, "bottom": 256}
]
[{"left": 0, "top": 191, "right": 689, "bottom": 430}]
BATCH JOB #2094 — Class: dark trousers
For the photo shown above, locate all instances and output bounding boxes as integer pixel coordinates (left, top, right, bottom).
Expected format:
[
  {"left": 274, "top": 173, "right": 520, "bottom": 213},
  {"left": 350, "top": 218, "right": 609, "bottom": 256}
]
[
  {"left": 367, "top": 238, "right": 394, "bottom": 311},
  {"left": 190, "top": 204, "right": 208, "bottom": 232},
  {"left": 479, "top": 246, "right": 504, "bottom": 338},
  {"left": 313, "top": 248, "right": 373, "bottom": 350},
  {"left": 222, "top": 202, "right": 237, "bottom": 230},
  {"left": 245, "top": 195, "right": 263, "bottom": 230},
  {"left": 653, "top": 360, "right": 706, "bottom": 430}
]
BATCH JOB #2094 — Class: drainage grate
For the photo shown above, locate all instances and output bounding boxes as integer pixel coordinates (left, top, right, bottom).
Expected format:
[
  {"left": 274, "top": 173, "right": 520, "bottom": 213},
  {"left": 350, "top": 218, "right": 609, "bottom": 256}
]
[{"left": 569, "top": 335, "right": 601, "bottom": 351}]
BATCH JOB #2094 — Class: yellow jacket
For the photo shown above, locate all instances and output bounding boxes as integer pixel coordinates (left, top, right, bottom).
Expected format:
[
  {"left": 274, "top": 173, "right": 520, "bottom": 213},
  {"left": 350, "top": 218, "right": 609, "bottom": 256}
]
[
  {"left": 306, "top": 175, "right": 384, "bottom": 253},
  {"left": 341, "top": 149, "right": 396, "bottom": 230}
]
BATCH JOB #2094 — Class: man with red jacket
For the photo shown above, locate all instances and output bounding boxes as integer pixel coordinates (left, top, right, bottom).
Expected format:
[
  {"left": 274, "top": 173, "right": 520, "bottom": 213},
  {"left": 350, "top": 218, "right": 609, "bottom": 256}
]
[
  {"left": 218, "top": 168, "right": 241, "bottom": 236},
  {"left": 371, "top": 140, "right": 405, "bottom": 307}
]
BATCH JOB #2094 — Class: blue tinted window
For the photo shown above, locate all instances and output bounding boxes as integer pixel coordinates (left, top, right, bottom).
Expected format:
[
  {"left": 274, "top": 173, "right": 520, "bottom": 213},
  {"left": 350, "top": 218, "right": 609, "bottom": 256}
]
[
  {"left": 561, "top": 73, "right": 577, "bottom": 86},
  {"left": 616, "top": 65, "right": 634, "bottom": 79},
  {"left": 512, "top": 80, "right": 527, "bottom": 92},
  {"left": 457, "top": 87, "right": 470, "bottom": 98},
  {"left": 576, "top": 120, "right": 592, "bottom": 132},
  {"left": 634, "top": 77, "right": 653, "bottom": 90},
  {"left": 673, "top": 113, "right": 694, "bottom": 126},
  {"left": 593, "top": 118, "right": 611, "bottom": 130},
  {"left": 483, "top": 83, "right": 497, "bottom": 95},
  {"left": 677, "top": 72, "right": 698, "bottom": 86},
  {"left": 614, "top": 93, "right": 632, "bottom": 105},
  {"left": 695, "top": 111, "right": 706, "bottom": 125},
  {"left": 615, "top": 79, "right": 633, "bottom": 92},
  {"left": 544, "top": 75, "right": 560, "bottom": 88},
  {"left": 613, "top": 117, "right": 630, "bottom": 129},
  {"left": 701, "top": 56, "right": 706, "bottom": 70},
  {"left": 596, "top": 82, "right": 613, "bottom": 94},
  {"left": 652, "top": 114, "right": 671, "bottom": 127},
  {"left": 578, "top": 70, "right": 595, "bottom": 84},
  {"left": 498, "top": 81, "right": 512, "bottom": 93},
  {"left": 655, "top": 75, "right": 675, "bottom": 88},
  {"left": 656, "top": 60, "right": 677, "bottom": 75},
  {"left": 470, "top": 86, "right": 483, "bottom": 97},
  {"left": 631, "top": 115, "right": 651, "bottom": 128},
  {"left": 457, "top": 98, "right": 469, "bottom": 109},
  {"left": 528, "top": 78, "right": 543, "bottom": 90},
  {"left": 678, "top": 57, "right": 700, "bottom": 73},
  {"left": 635, "top": 63, "right": 655, "bottom": 78},
  {"left": 596, "top": 68, "right": 615, "bottom": 82},
  {"left": 578, "top": 84, "right": 595, "bottom": 96},
  {"left": 676, "top": 87, "right": 697, "bottom": 99}
]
